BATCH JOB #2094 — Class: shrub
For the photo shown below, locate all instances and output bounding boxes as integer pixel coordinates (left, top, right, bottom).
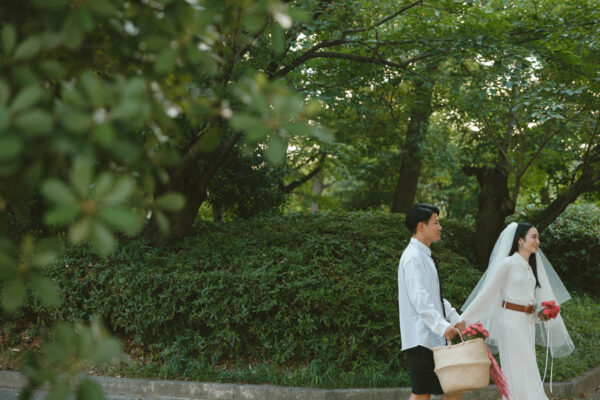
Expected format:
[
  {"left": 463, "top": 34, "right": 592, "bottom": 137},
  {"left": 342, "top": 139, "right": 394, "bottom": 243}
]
[
  {"left": 10, "top": 212, "right": 479, "bottom": 387},
  {"left": 7, "top": 211, "right": 598, "bottom": 387}
]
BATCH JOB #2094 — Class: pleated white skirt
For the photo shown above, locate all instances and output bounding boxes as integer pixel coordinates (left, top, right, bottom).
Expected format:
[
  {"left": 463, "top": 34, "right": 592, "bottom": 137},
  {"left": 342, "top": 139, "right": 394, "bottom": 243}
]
[{"left": 497, "top": 308, "right": 548, "bottom": 400}]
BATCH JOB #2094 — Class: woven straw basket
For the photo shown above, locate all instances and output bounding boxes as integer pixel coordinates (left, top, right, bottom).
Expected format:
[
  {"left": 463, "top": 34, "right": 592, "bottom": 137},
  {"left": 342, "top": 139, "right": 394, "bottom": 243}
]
[{"left": 433, "top": 334, "right": 491, "bottom": 394}]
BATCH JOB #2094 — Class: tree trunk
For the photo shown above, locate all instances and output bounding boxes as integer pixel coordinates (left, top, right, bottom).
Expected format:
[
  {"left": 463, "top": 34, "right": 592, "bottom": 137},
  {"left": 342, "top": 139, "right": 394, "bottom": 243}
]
[
  {"left": 145, "top": 128, "right": 243, "bottom": 245},
  {"left": 310, "top": 176, "right": 324, "bottom": 212},
  {"left": 144, "top": 163, "right": 209, "bottom": 245},
  {"left": 464, "top": 166, "right": 515, "bottom": 270},
  {"left": 390, "top": 79, "right": 433, "bottom": 213},
  {"left": 213, "top": 203, "right": 224, "bottom": 222}
]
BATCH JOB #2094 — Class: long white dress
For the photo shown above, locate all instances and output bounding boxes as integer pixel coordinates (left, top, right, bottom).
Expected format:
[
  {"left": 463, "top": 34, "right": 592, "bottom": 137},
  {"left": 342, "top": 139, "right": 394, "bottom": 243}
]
[{"left": 461, "top": 253, "right": 547, "bottom": 400}]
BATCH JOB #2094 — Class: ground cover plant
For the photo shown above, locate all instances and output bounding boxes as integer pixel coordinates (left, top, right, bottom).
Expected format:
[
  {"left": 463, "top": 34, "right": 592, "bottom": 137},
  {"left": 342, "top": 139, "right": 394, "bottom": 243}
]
[{"left": 2, "top": 212, "right": 599, "bottom": 388}]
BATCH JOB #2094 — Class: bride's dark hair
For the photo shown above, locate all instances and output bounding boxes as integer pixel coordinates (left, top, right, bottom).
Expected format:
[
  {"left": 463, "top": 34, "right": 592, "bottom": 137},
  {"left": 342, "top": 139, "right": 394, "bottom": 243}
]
[{"left": 509, "top": 222, "right": 541, "bottom": 288}]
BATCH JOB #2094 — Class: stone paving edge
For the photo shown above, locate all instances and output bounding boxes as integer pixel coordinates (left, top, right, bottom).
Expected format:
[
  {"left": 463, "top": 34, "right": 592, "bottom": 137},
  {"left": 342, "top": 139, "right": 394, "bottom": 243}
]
[{"left": 0, "top": 366, "right": 598, "bottom": 399}]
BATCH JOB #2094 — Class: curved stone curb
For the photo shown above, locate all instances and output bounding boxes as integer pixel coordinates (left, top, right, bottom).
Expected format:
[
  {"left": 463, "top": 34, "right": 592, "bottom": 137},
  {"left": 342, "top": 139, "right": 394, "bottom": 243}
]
[{"left": 0, "top": 366, "right": 598, "bottom": 399}]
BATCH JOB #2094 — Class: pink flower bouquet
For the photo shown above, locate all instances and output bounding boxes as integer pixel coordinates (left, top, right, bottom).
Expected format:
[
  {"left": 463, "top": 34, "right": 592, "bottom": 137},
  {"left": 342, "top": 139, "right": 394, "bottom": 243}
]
[
  {"left": 539, "top": 300, "right": 560, "bottom": 320},
  {"left": 461, "top": 322, "right": 489, "bottom": 341}
]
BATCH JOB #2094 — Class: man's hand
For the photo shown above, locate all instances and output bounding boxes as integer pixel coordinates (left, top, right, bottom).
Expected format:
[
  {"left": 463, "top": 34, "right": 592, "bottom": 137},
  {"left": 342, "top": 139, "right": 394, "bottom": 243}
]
[
  {"left": 455, "top": 321, "right": 466, "bottom": 332},
  {"left": 443, "top": 325, "right": 459, "bottom": 341}
]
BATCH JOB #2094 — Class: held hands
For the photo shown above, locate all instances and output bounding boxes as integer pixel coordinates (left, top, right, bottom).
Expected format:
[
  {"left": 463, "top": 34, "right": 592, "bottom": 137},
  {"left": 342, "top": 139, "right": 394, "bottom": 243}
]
[
  {"left": 443, "top": 321, "right": 466, "bottom": 341},
  {"left": 443, "top": 325, "right": 460, "bottom": 341}
]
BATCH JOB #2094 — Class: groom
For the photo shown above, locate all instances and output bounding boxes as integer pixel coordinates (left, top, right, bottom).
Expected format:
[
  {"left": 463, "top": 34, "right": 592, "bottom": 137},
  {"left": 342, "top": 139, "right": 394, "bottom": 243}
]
[{"left": 398, "top": 204, "right": 465, "bottom": 400}]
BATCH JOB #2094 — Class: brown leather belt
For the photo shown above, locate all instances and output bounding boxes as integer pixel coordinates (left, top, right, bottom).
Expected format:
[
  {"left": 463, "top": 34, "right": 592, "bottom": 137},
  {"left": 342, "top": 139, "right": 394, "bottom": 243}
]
[{"left": 502, "top": 300, "right": 536, "bottom": 314}]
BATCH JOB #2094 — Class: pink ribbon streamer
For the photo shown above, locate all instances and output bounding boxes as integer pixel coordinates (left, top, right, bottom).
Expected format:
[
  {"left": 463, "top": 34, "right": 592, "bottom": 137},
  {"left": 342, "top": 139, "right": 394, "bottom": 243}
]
[{"left": 485, "top": 345, "right": 511, "bottom": 400}]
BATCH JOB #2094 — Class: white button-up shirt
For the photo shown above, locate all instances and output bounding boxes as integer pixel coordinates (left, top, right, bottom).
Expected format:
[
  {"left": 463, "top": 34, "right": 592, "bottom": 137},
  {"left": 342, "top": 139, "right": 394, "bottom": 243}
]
[{"left": 398, "top": 238, "right": 462, "bottom": 350}]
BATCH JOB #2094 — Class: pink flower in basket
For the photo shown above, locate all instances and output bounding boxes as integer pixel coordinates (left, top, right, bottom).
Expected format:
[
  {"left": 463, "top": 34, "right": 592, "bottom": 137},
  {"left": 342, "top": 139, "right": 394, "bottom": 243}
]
[
  {"left": 460, "top": 322, "right": 489, "bottom": 341},
  {"left": 540, "top": 300, "right": 560, "bottom": 320}
]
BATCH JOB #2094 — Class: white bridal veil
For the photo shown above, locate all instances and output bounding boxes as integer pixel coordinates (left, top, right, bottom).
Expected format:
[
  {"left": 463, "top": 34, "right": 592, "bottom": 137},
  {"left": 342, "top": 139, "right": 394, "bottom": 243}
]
[{"left": 461, "top": 222, "right": 575, "bottom": 357}]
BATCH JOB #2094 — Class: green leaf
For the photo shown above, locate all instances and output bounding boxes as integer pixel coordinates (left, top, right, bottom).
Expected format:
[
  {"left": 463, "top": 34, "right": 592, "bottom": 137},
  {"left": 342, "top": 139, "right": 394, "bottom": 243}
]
[
  {"left": 155, "top": 192, "right": 185, "bottom": 212},
  {"left": 243, "top": 12, "right": 266, "bottom": 33},
  {"left": 196, "top": 125, "right": 221, "bottom": 152},
  {"left": 0, "top": 79, "right": 10, "bottom": 107},
  {"left": 91, "top": 172, "right": 114, "bottom": 200},
  {"left": 93, "top": 123, "right": 116, "bottom": 147},
  {"left": 265, "top": 135, "right": 287, "bottom": 165},
  {"left": 0, "top": 136, "right": 22, "bottom": 161},
  {"left": 0, "top": 107, "right": 10, "bottom": 134},
  {"left": 46, "top": 379, "right": 70, "bottom": 400},
  {"left": 90, "top": 221, "right": 116, "bottom": 256},
  {"left": 88, "top": 336, "right": 122, "bottom": 365},
  {"left": 2, "top": 25, "right": 16, "bottom": 56},
  {"left": 71, "top": 155, "right": 94, "bottom": 197},
  {"left": 98, "top": 207, "right": 144, "bottom": 236},
  {"left": 271, "top": 23, "right": 285, "bottom": 57},
  {"left": 62, "top": 86, "right": 86, "bottom": 109},
  {"left": 87, "top": 0, "right": 119, "bottom": 17},
  {"left": 39, "top": 60, "right": 66, "bottom": 79},
  {"left": 230, "top": 114, "right": 270, "bottom": 142},
  {"left": 54, "top": 322, "right": 76, "bottom": 348},
  {"left": 272, "top": 94, "right": 302, "bottom": 120},
  {"left": 0, "top": 108, "right": 9, "bottom": 133},
  {"left": 154, "top": 210, "right": 169, "bottom": 234},
  {"left": 102, "top": 176, "right": 135, "bottom": 205},
  {"left": 122, "top": 78, "right": 145, "bottom": 99},
  {"left": 283, "top": 121, "right": 313, "bottom": 136},
  {"left": 81, "top": 71, "right": 105, "bottom": 107},
  {"left": 10, "top": 85, "right": 44, "bottom": 113},
  {"left": 312, "top": 125, "right": 333, "bottom": 143},
  {"left": 62, "top": 13, "right": 84, "bottom": 49},
  {"left": 44, "top": 205, "right": 80, "bottom": 226},
  {"left": 1, "top": 278, "right": 26, "bottom": 312},
  {"left": 77, "top": 378, "right": 105, "bottom": 400},
  {"left": 13, "top": 108, "right": 54, "bottom": 135},
  {"left": 155, "top": 48, "right": 178, "bottom": 74},
  {"left": 41, "top": 179, "right": 78, "bottom": 206},
  {"left": 31, "top": 238, "right": 62, "bottom": 267},
  {"left": 76, "top": 7, "right": 95, "bottom": 33},
  {"left": 14, "top": 36, "right": 42, "bottom": 60},
  {"left": 62, "top": 112, "right": 92, "bottom": 133},
  {"left": 0, "top": 252, "right": 17, "bottom": 281},
  {"left": 69, "top": 217, "right": 92, "bottom": 244},
  {"left": 30, "top": 275, "right": 61, "bottom": 306}
]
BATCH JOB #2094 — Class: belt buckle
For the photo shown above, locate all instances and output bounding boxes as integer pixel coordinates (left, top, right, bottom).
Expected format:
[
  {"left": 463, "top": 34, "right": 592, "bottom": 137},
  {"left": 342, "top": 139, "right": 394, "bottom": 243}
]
[{"left": 526, "top": 304, "right": 536, "bottom": 314}]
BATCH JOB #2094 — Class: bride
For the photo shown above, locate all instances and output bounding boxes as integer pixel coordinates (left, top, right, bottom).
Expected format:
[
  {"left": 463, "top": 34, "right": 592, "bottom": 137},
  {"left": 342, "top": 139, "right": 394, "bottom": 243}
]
[{"left": 460, "top": 222, "right": 574, "bottom": 400}]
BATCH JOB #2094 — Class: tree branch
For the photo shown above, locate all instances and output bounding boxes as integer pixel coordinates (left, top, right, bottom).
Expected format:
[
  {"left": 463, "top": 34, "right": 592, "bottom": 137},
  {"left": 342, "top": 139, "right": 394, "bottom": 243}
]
[
  {"left": 280, "top": 153, "right": 327, "bottom": 193},
  {"left": 342, "top": 0, "right": 423, "bottom": 35},
  {"left": 276, "top": 48, "right": 437, "bottom": 77}
]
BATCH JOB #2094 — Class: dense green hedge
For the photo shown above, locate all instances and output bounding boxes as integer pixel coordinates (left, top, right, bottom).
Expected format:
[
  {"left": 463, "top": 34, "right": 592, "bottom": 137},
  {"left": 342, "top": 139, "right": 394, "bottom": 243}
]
[
  {"left": 5, "top": 211, "right": 600, "bottom": 387},
  {"left": 11, "top": 212, "right": 479, "bottom": 386}
]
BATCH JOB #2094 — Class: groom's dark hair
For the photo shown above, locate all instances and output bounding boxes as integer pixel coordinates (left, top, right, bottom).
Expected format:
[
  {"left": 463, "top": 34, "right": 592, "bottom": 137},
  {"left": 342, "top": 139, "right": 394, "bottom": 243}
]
[{"left": 405, "top": 203, "right": 439, "bottom": 234}]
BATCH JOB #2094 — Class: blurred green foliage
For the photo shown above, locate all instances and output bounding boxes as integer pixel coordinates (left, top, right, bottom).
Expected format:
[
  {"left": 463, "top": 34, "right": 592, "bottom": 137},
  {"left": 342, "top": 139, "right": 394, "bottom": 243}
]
[{"left": 1, "top": 0, "right": 322, "bottom": 397}]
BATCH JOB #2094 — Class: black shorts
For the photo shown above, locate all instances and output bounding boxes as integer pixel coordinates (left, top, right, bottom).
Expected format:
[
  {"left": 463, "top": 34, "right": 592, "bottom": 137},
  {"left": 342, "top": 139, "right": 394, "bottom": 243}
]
[{"left": 405, "top": 345, "right": 444, "bottom": 395}]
